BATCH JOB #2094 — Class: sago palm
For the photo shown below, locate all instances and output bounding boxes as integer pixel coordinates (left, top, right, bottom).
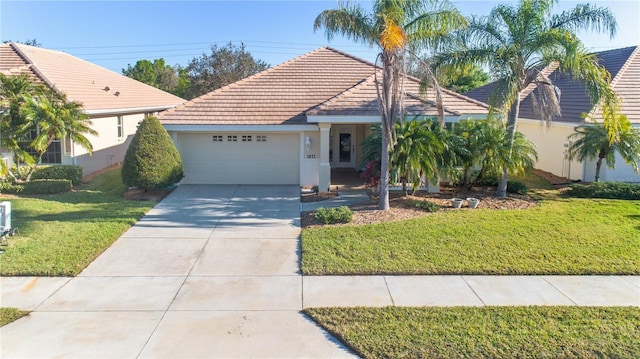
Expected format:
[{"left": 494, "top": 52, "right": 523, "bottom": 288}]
[
  {"left": 435, "top": 0, "right": 617, "bottom": 197},
  {"left": 315, "top": 0, "right": 466, "bottom": 209}
]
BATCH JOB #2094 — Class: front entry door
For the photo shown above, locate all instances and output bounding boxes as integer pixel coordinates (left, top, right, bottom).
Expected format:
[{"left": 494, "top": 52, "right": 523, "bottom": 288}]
[{"left": 333, "top": 126, "right": 356, "bottom": 168}]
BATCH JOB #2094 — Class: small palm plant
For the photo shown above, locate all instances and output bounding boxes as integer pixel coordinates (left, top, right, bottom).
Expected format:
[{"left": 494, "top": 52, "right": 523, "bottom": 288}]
[{"left": 569, "top": 106, "right": 640, "bottom": 182}]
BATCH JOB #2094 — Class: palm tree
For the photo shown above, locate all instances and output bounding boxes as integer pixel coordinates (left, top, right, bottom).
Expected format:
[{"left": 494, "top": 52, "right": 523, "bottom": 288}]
[
  {"left": 21, "top": 89, "right": 96, "bottom": 175},
  {"left": 435, "top": 0, "right": 617, "bottom": 197},
  {"left": 568, "top": 109, "right": 640, "bottom": 182},
  {"left": 392, "top": 119, "right": 443, "bottom": 195},
  {"left": 315, "top": 0, "right": 466, "bottom": 210},
  {"left": 0, "top": 74, "right": 42, "bottom": 177},
  {"left": 452, "top": 118, "right": 537, "bottom": 187}
]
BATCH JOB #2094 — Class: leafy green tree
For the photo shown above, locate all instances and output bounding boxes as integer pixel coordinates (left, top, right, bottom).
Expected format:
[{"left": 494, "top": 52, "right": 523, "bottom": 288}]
[
  {"left": 122, "top": 58, "right": 180, "bottom": 94},
  {"left": 0, "top": 74, "right": 42, "bottom": 177},
  {"left": 21, "top": 90, "right": 97, "bottom": 178},
  {"left": 568, "top": 106, "right": 640, "bottom": 182},
  {"left": 315, "top": 0, "right": 466, "bottom": 209},
  {"left": 3, "top": 39, "right": 41, "bottom": 47},
  {"left": 435, "top": 0, "right": 617, "bottom": 197},
  {"left": 436, "top": 64, "right": 489, "bottom": 93},
  {"left": 184, "top": 42, "right": 269, "bottom": 99},
  {"left": 121, "top": 116, "right": 183, "bottom": 190}
]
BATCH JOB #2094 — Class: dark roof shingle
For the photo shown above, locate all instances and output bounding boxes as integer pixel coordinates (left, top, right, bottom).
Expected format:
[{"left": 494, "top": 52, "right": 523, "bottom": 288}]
[{"left": 465, "top": 46, "right": 640, "bottom": 124}]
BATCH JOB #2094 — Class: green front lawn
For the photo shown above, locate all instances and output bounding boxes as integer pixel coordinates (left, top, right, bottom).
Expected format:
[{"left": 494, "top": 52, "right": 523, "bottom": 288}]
[
  {"left": 0, "top": 169, "right": 154, "bottom": 276},
  {"left": 305, "top": 306, "right": 640, "bottom": 359},
  {"left": 302, "top": 191, "right": 640, "bottom": 275}
]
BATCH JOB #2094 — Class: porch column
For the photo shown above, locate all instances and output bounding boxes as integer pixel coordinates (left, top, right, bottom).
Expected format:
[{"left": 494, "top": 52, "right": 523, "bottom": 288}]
[{"left": 319, "top": 123, "right": 331, "bottom": 192}]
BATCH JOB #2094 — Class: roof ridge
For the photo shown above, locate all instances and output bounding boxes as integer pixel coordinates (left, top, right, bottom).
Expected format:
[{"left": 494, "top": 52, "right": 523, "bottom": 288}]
[
  {"left": 165, "top": 47, "right": 374, "bottom": 116},
  {"left": 11, "top": 43, "right": 66, "bottom": 92},
  {"left": 404, "top": 92, "right": 461, "bottom": 116},
  {"left": 306, "top": 73, "right": 378, "bottom": 113},
  {"left": 610, "top": 45, "right": 640, "bottom": 89},
  {"left": 324, "top": 46, "right": 380, "bottom": 69}
]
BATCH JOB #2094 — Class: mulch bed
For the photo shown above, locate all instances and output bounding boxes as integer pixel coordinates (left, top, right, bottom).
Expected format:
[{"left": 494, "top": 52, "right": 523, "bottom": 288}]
[
  {"left": 301, "top": 185, "right": 537, "bottom": 228},
  {"left": 124, "top": 187, "right": 174, "bottom": 202}
]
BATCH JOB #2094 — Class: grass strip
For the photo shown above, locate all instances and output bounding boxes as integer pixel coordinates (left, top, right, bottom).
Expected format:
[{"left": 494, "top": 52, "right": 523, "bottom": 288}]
[
  {"left": 0, "top": 169, "right": 154, "bottom": 276},
  {"left": 0, "top": 308, "right": 28, "bottom": 327},
  {"left": 306, "top": 306, "right": 640, "bottom": 359}
]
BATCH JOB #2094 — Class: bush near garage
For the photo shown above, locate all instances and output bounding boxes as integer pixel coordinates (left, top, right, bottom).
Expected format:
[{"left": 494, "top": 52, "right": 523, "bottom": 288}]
[{"left": 121, "top": 116, "right": 184, "bottom": 190}]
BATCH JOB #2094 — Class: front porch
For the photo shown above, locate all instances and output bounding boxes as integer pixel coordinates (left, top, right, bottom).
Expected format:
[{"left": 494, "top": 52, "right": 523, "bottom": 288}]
[{"left": 330, "top": 168, "right": 366, "bottom": 191}]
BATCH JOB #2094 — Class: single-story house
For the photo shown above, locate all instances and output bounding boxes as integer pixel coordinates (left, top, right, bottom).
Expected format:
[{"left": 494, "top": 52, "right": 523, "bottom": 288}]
[
  {"left": 158, "top": 47, "right": 489, "bottom": 190},
  {"left": 465, "top": 45, "right": 640, "bottom": 183},
  {"left": 0, "top": 42, "right": 185, "bottom": 176}
]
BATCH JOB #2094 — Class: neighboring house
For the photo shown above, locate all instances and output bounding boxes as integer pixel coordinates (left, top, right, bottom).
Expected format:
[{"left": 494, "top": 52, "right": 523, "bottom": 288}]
[
  {"left": 158, "top": 47, "right": 488, "bottom": 190},
  {"left": 0, "top": 42, "right": 184, "bottom": 176},
  {"left": 465, "top": 45, "right": 640, "bottom": 183}
]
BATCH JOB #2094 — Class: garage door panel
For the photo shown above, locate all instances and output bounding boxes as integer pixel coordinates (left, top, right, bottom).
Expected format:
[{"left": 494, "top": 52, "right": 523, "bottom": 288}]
[{"left": 179, "top": 133, "right": 299, "bottom": 185}]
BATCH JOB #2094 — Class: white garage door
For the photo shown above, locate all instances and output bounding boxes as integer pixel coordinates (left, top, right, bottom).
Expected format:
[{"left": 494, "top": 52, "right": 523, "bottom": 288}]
[{"left": 179, "top": 133, "right": 300, "bottom": 185}]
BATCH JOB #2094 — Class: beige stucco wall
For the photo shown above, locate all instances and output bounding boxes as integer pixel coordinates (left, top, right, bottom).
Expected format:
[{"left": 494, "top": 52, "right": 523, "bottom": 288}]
[
  {"left": 71, "top": 113, "right": 144, "bottom": 175},
  {"left": 518, "top": 120, "right": 583, "bottom": 180}
]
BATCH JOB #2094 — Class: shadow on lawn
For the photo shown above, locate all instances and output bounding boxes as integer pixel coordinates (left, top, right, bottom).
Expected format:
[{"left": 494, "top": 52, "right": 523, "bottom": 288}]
[{"left": 628, "top": 214, "right": 640, "bottom": 230}]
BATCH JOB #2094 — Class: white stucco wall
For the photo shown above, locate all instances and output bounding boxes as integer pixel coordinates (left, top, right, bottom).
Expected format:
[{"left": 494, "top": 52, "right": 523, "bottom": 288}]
[
  {"left": 518, "top": 120, "right": 583, "bottom": 180},
  {"left": 300, "top": 131, "right": 320, "bottom": 187}
]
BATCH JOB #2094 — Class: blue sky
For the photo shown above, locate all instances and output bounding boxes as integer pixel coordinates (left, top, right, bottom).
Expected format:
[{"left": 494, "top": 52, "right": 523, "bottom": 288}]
[{"left": 2, "top": 1, "right": 639, "bottom": 73}]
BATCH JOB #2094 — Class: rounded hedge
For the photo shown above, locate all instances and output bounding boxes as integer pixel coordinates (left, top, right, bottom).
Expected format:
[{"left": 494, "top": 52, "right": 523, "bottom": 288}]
[{"left": 121, "top": 116, "right": 183, "bottom": 189}]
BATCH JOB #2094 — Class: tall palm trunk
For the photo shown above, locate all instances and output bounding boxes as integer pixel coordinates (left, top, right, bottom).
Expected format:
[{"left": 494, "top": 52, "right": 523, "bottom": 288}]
[
  {"left": 377, "top": 50, "right": 403, "bottom": 210},
  {"left": 595, "top": 148, "right": 606, "bottom": 182},
  {"left": 497, "top": 93, "right": 521, "bottom": 197}
]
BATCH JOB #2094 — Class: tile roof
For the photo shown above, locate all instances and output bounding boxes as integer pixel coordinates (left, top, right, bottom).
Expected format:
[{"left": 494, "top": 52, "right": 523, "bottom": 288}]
[
  {"left": 0, "top": 43, "right": 184, "bottom": 113},
  {"left": 464, "top": 46, "right": 640, "bottom": 124},
  {"left": 159, "top": 47, "right": 488, "bottom": 126},
  {"left": 307, "top": 74, "right": 488, "bottom": 117}
]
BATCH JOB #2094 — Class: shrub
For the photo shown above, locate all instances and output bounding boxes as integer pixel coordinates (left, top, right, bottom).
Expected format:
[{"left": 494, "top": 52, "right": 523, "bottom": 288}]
[
  {"left": 22, "top": 179, "right": 72, "bottom": 194},
  {"left": 568, "top": 182, "right": 640, "bottom": 200},
  {"left": 121, "top": 116, "right": 184, "bottom": 190},
  {"left": 506, "top": 180, "right": 528, "bottom": 195},
  {"left": 315, "top": 206, "right": 353, "bottom": 224},
  {"left": 0, "top": 182, "right": 23, "bottom": 194},
  {"left": 31, "top": 165, "right": 83, "bottom": 185},
  {"left": 412, "top": 200, "right": 440, "bottom": 212}
]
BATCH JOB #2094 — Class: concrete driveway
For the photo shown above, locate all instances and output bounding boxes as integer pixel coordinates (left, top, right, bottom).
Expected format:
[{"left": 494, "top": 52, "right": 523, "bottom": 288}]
[{"left": 1, "top": 185, "right": 356, "bottom": 358}]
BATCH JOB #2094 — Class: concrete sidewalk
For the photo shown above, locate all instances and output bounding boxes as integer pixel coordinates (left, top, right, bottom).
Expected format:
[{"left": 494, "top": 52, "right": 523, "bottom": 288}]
[{"left": 1, "top": 185, "right": 638, "bottom": 358}]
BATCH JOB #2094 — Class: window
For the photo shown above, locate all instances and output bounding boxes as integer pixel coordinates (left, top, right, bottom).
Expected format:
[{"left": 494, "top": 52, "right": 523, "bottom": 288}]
[
  {"left": 212, "top": 135, "right": 223, "bottom": 142},
  {"left": 40, "top": 141, "right": 62, "bottom": 164},
  {"left": 17, "top": 129, "right": 62, "bottom": 164},
  {"left": 242, "top": 135, "right": 252, "bottom": 142},
  {"left": 257, "top": 135, "right": 267, "bottom": 142},
  {"left": 227, "top": 135, "right": 238, "bottom": 142},
  {"left": 117, "top": 116, "right": 124, "bottom": 139}
]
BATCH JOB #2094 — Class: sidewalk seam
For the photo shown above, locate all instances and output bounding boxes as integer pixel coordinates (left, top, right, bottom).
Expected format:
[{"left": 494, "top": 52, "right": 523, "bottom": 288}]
[
  {"left": 383, "top": 276, "right": 396, "bottom": 306},
  {"left": 461, "top": 276, "right": 487, "bottom": 306},
  {"left": 541, "top": 276, "right": 578, "bottom": 305}
]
